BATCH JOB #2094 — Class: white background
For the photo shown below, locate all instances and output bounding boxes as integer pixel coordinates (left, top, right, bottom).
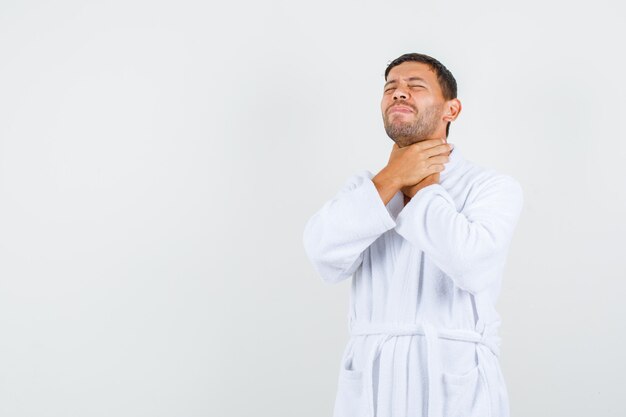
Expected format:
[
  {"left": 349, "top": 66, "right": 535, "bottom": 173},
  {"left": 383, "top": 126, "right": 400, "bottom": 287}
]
[{"left": 1, "top": 1, "right": 624, "bottom": 416}]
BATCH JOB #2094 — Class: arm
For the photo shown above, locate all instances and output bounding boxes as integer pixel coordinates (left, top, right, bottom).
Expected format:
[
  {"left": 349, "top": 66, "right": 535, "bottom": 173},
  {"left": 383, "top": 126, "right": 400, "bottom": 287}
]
[
  {"left": 394, "top": 174, "right": 524, "bottom": 294},
  {"left": 303, "top": 171, "right": 397, "bottom": 284}
]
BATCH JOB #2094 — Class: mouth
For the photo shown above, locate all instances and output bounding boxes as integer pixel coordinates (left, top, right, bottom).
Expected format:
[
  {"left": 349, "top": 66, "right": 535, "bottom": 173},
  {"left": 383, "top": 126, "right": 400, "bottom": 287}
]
[{"left": 388, "top": 105, "right": 414, "bottom": 114}]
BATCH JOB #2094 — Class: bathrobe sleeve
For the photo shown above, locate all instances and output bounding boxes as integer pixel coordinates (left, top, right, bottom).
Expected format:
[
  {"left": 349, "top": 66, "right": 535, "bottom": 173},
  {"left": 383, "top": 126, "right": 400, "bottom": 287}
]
[
  {"left": 394, "top": 174, "right": 523, "bottom": 294},
  {"left": 303, "top": 171, "right": 397, "bottom": 284}
]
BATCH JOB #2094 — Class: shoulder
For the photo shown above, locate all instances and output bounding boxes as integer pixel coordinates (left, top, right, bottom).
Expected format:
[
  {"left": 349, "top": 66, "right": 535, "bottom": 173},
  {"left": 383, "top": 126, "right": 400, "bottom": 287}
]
[
  {"left": 463, "top": 159, "right": 522, "bottom": 192},
  {"left": 459, "top": 160, "right": 524, "bottom": 208},
  {"left": 482, "top": 170, "right": 523, "bottom": 202}
]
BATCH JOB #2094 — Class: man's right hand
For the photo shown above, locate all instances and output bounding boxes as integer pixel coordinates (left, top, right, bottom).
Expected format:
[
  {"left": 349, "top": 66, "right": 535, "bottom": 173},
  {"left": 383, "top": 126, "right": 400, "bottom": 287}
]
[
  {"left": 372, "top": 138, "right": 452, "bottom": 206},
  {"left": 385, "top": 138, "right": 452, "bottom": 188}
]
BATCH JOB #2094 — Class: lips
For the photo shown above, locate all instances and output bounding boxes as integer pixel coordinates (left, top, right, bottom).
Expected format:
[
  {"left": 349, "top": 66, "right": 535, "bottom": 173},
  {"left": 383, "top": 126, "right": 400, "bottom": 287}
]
[{"left": 388, "top": 105, "right": 414, "bottom": 114}]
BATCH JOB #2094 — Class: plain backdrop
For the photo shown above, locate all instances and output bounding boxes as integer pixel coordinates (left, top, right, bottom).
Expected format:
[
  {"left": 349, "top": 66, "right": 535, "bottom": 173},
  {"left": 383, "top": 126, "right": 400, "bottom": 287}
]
[{"left": 1, "top": 1, "right": 625, "bottom": 416}]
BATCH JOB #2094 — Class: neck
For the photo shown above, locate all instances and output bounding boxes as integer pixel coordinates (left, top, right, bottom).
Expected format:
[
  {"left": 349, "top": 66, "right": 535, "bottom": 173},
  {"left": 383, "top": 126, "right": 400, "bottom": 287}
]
[{"left": 394, "top": 133, "right": 448, "bottom": 148}]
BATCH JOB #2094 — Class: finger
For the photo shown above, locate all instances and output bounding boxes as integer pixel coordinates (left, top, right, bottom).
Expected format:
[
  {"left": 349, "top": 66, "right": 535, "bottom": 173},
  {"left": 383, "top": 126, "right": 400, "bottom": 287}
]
[
  {"left": 414, "top": 138, "right": 447, "bottom": 151},
  {"left": 427, "top": 154, "right": 451, "bottom": 165},
  {"left": 423, "top": 143, "right": 453, "bottom": 158}
]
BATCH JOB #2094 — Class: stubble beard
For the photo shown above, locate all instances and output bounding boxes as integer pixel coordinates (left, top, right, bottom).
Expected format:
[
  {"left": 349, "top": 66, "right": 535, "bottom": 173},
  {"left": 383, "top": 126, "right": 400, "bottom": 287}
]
[{"left": 383, "top": 103, "right": 443, "bottom": 148}]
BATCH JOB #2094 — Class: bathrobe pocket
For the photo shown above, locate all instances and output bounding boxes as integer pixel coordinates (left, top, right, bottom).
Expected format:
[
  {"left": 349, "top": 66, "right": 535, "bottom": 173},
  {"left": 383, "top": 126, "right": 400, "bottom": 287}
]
[
  {"left": 332, "top": 353, "right": 365, "bottom": 417},
  {"left": 442, "top": 363, "right": 489, "bottom": 417}
]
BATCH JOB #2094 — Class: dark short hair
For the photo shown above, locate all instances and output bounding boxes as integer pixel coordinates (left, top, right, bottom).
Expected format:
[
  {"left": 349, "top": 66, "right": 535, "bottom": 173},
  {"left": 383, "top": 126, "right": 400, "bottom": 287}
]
[{"left": 384, "top": 53, "right": 457, "bottom": 137}]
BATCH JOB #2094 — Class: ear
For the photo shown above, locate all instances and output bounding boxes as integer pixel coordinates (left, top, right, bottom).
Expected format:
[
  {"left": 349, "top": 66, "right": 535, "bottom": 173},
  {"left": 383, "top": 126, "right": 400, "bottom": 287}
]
[{"left": 443, "top": 98, "right": 462, "bottom": 122}]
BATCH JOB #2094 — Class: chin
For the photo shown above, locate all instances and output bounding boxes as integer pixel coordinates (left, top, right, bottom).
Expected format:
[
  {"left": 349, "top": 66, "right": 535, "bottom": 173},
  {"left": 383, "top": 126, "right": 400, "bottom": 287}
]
[
  {"left": 395, "top": 136, "right": 426, "bottom": 147},
  {"left": 390, "top": 137, "right": 414, "bottom": 148}
]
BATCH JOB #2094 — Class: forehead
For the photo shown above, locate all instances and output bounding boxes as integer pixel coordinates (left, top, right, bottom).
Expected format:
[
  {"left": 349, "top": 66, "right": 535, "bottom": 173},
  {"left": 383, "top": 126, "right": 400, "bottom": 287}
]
[{"left": 386, "top": 61, "right": 437, "bottom": 83}]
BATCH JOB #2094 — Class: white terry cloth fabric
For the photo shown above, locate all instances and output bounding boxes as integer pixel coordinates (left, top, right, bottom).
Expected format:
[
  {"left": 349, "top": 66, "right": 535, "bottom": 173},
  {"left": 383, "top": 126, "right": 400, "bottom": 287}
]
[{"left": 303, "top": 143, "right": 523, "bottom": 417}]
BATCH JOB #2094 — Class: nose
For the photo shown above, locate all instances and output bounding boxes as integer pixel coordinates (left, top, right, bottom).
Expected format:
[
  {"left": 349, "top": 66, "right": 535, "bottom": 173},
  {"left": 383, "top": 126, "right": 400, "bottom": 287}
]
[{"left": 392, "top": 87, "right": 408, "bottom": 100}]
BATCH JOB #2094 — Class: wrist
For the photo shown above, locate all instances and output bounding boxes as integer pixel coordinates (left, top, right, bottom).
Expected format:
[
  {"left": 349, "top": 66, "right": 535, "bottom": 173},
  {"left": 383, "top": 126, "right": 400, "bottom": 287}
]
[
  {"left": 372, "top": 169, "right": 402, "bottom": 206},
  {"left": 373, "top": 168, "right": 402, "bottom": 191}
]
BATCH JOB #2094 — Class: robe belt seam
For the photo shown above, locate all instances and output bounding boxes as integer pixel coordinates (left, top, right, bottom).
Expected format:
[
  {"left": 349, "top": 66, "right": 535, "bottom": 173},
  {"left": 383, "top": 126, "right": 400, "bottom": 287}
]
[{"left": 348, "top": 319, "right": 501, "bottom": 417}]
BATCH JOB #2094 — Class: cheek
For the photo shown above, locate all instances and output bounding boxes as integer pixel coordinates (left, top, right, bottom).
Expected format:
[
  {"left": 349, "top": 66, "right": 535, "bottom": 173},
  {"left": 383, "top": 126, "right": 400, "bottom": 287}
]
[{"left": 381, "top": 97, "right": 393, "bottom": 110}]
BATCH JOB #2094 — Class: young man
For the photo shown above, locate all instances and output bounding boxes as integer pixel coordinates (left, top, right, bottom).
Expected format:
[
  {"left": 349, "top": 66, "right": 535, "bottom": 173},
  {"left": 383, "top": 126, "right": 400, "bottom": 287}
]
[{"left": 302, "top": 53, "right": 523, "bottom": 417}]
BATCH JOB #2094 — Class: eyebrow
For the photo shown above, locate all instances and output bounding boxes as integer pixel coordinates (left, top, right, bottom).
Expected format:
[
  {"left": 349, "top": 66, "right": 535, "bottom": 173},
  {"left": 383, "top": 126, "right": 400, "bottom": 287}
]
[{"left": 384, "top": 77, "right": 428, "bottom": 88}]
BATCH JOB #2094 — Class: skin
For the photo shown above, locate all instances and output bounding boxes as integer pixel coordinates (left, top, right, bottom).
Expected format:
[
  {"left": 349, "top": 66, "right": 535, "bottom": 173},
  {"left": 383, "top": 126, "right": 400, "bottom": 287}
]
[{"left": 372, "top": 61, "right": 462, "bottom": 206}]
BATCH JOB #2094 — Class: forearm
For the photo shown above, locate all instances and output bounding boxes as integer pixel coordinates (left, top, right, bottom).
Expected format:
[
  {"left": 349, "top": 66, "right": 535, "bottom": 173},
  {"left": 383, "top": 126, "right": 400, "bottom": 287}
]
[
  {"left": 395, "top": 177, "right": 523, "bottom": 293},
  {"left": 303, "top": 172, "right": 397, "bottom": 284},
  {"left": 372, "top": 168, "right": 402, "bottom": 205}
]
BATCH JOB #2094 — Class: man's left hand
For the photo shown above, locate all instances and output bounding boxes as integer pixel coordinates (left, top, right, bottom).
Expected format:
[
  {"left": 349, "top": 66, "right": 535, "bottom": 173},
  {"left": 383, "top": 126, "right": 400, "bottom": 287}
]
[{"left": 401, "top": 172, "right": 440, "bottom": 200}]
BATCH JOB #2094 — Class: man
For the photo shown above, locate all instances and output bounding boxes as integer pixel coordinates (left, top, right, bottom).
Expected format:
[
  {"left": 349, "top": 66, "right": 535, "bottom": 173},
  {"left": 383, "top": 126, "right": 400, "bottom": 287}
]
[{"left": 302, "top": 53, "right": 523, "bottom": 417}]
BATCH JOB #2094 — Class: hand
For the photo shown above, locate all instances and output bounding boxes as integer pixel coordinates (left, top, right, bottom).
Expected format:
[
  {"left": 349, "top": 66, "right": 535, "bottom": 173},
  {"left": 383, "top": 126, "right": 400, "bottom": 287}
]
[
  {"left": 386, "top": 138, "right": 452, "bottom": 188},
  {"left": 401, "top": 172, "right": 440, "bottom": 200}
]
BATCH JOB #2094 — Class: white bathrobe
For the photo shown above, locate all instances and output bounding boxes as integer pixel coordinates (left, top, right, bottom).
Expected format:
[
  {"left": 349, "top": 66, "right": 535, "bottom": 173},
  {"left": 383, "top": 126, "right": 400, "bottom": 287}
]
[{"left": 302, "top": 144, "right": 523, "bottom": 417}]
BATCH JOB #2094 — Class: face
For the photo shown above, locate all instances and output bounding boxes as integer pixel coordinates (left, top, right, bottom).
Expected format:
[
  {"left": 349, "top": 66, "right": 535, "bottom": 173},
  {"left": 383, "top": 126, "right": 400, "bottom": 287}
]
[{"left": 381, "top": 61, "right": 450, "bottom": 147}]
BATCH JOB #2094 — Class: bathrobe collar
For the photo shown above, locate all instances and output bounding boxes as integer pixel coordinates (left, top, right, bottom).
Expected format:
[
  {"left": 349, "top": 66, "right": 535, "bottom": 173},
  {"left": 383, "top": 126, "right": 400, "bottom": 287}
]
[{"left": 440, "top": 143, "right": 463, "bottom": 178}]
